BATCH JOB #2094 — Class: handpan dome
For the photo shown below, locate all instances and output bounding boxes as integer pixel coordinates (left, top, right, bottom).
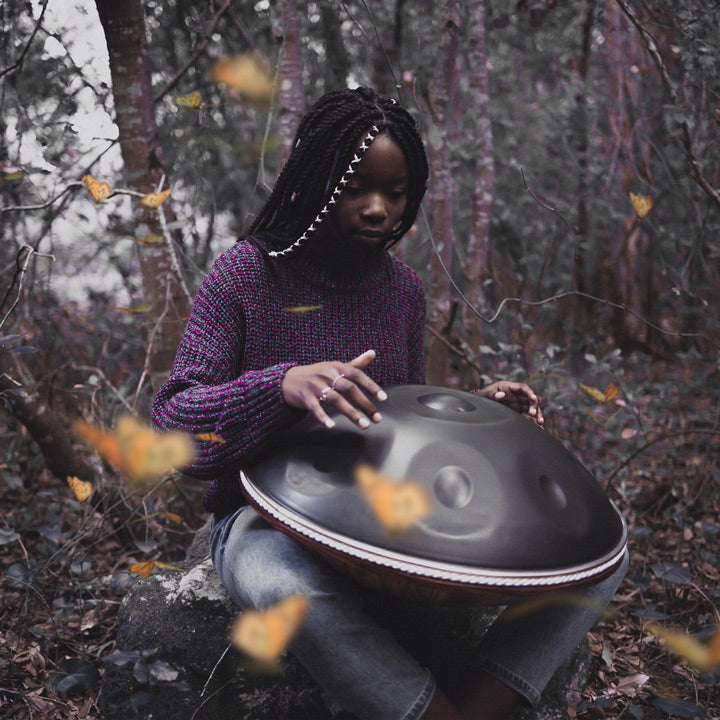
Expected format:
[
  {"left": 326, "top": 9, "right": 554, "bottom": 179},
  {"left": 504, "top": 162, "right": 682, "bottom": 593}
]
[{"left": 241, "top": 385, "right": 627, "bottom": 605}]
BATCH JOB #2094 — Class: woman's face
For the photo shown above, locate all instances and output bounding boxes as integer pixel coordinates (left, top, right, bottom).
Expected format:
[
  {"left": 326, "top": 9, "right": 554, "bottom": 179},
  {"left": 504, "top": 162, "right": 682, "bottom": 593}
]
[{"left": 316, "top": 132, "right": 408, "bottom": 258}]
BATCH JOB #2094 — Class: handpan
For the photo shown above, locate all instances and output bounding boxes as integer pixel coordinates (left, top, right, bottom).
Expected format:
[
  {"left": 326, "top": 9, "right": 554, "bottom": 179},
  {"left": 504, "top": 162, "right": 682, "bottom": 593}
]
[{"left": 241, "top": 385, "right": 627, "bottom": 605}]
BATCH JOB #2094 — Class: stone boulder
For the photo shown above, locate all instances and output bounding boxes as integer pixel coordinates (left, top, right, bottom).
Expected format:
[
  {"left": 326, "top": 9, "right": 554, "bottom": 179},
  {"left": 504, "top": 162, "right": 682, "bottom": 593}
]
[{"left": 100, "top": 520, "right": 590, "bottom": 719}]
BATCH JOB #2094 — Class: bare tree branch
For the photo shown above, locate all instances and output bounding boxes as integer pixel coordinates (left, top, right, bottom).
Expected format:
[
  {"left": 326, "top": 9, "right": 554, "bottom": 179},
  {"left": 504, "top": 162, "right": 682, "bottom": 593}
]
[
  {"left": 0, "top": 0, "right": 49, "bottom": 79},
  {"left": 153, "top": 0, "right": 233, "bottom": 104},
  {"left": 615, "top": 0, "right": 720, "bottom": 209}
]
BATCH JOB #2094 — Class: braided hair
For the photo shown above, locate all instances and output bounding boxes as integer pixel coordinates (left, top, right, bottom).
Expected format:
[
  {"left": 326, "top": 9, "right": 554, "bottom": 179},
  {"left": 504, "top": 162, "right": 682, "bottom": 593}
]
[{"left": 245, "top": 87, "right": 429, "bottom": 258}]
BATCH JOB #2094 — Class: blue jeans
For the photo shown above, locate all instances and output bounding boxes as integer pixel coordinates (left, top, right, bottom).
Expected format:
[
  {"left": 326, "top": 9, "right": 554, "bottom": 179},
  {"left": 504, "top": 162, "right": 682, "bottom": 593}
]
[{"left": 211, "top": 506, "right": 628, "bottom": 720}]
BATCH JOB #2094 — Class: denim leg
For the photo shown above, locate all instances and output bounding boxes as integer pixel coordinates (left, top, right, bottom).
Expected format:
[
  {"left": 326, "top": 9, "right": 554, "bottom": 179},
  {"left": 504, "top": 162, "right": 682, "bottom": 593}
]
[
  {"left": 475, "top": 551, "right": 630, "bottom": 706},
  {"left": 211, "top": 507, "right": 436, "bottom": 720}
]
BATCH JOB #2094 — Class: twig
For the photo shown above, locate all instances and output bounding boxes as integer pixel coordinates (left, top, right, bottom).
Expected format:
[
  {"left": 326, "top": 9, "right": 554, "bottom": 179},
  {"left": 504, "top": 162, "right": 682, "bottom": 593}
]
[
  {"left": 615, "top": 0, "right": 720, "bottom": 210},
  {"left": 200, "top": 644, "right": 232, "bottom": 697},
  {"left": 0, "top": 0, "right": 49, "bottom": 80},
  {"left": 154, "top": 0, "right": 232, "bottom": 104},
  {"left": 425, "top": 323, "right": 484, "bottom": 378},
  {"left": 0, "top": 246, "right": 55, "bottom": 331},
  {"left": 0, "top": 183, "right": 83, "bottom": 214},
  {"left": 604, "top": 428, "right": 720, "bottom": 490},
  {"left": 154, "top": 176, "right": 193, "bottom": 308},
  {"left": 522, "top": 168, "right": 580, "bottom": 291}
]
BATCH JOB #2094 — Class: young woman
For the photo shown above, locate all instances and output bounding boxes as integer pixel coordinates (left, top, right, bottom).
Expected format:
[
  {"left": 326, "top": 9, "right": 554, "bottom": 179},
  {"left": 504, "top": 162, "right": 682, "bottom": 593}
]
[{"left": 153, "top": 87, "right": 626, "bottom": 720}]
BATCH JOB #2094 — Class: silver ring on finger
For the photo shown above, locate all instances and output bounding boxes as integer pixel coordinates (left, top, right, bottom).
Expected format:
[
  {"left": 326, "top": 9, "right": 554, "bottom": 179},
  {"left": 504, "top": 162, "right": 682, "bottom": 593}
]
[
  {"left": 319, "top": 385, "right": 332, "bottom": 402},
  {"left": 331, "top": 373, "right": 346, "bottom": 391}
]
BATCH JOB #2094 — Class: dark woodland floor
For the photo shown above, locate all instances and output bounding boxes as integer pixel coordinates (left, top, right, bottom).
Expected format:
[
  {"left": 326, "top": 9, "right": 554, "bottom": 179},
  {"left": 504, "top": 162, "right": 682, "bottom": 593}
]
[{"left": 1, "top": 373, "right": 719, "bottom": 719}]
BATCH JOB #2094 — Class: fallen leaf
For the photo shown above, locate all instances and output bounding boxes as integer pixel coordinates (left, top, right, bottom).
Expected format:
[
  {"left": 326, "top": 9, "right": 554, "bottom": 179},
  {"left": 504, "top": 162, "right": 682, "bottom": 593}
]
[
  {"left": 129, "top": 561, "right": 155, "bottom": 578},
  {"left": 67, "top": 475, "right": 93, "bottom": 502}
]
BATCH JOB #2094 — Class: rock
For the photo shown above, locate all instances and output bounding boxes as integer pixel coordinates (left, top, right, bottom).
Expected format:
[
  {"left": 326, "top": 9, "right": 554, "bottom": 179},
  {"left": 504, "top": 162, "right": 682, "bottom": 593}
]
[{"left": 100, "top": 520, "right": 590, "bottom": 719}]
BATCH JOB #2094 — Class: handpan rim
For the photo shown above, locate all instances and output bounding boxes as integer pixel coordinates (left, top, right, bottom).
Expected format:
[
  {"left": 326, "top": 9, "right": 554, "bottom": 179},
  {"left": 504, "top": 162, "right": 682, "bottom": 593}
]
[{"left": 241, "top": 470, "right": 628, "bottom": 605}]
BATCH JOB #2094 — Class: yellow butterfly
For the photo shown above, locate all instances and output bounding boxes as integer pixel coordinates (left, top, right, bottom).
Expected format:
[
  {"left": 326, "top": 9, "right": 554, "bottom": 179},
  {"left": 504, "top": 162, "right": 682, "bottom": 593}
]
[
  {"left": 140, "top": 189, "right": 172, "bottom": 208},
  {"left": 231, "top": 595, "right": 309, "bottom": 664},
  {"left": 212, "top": 53, "right": 276, "bottom": 103},
  {"left": 82, "top": 174, "right": 112, "bottom": 203},
  {"left": 175, "top": 90, "right": 203, "bottom": 110},
  {"left": 629, "top": 192, "right": 652, "bottom": 220},
  {"left": 67, "top": 475, "right": 93, "bottom": 502},
  {"left": 112, "top": 303, "right": 152, "bottom": 314},
  {"left": 127, "top": 233, "right": 163, "bottom": 245},
  {"left": 579, "top": 382, "right": 619, "bottom": 404},
  {"left": 282, "top": 305, "right": 323, "bottom": 315},
  {"left": 354, "top": 463, "right": 432, "bottom": 533},
  {"left": 647, "top": 622, "right": 720, "bottom": 672},
  {"left": 73, "top": 415, "right": 195, "bottom": 484}
]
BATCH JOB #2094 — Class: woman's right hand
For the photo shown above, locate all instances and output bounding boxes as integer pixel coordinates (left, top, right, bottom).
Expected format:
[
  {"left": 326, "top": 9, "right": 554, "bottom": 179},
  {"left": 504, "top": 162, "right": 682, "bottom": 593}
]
[{"left": 281, "top": 349, "right": 387, "bottom": 430}]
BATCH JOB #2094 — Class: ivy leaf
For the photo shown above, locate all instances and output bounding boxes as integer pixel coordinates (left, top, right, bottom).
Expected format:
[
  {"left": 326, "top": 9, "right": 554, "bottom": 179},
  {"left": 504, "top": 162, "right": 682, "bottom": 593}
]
[
  {"left": 0, "top": 529, "right": 20, "bottom": 545},
  {"left": 652, "top": 695, "right": 706, "bottom": 717},
  {"left": 651, "top": 561, "right": 693, "bottom": 585},
  {"left": 47, "top": 658, "right": 100, "bottom": 694}
]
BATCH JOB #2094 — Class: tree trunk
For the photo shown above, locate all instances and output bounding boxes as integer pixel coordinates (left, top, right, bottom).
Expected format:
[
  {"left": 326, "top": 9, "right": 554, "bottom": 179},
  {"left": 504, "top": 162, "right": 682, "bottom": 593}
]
[
  {"left": 423, "top": 0, "right": 461, "bottom": 386},
  {"left": 459, "top": 0, "right": 494, "bottom": 390},
  {"left": 95, "top": 0, "right": 189, "bottom": 390},
  {"left": 0, "top": 358, "right": 95, "bottom": 483},
  {"left": 272, "top": 0, "right": 305, "bottom": 170}
]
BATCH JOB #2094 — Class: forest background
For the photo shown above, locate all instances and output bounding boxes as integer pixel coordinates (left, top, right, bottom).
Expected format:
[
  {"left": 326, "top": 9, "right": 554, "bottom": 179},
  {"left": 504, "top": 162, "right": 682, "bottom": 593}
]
[{"left": 1, "top": 0, "right": 719, "bottom": 718}]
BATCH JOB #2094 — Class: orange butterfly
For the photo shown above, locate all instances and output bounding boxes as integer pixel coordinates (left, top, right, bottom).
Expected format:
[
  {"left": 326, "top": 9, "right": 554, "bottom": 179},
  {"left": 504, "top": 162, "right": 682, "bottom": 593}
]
[
  {"left": 579, "top": 382, "right": 619, "bottom": 404},
  {"left": 67, "top": 475, "right": 93, "bottom": 502},
  {"left": 82, "top": 174, "right": 112, "bottom": 203},
  {"left": 629, "top": 192, "right": 652, "bottom": 220},
  {"left": 140, "top": 189, "right": 171, "bottom": 208},
  {"left": 73, "top": 415, "right": 195, "bottom": 484},
  {"left": 212, "top": 53, "right": 276, "bottom": 104},
  {"left": 195, "top": 432, "right": 226, "bottom": 443},
  {"left": 354, "top": 463, "right": 432, "bottom": 533},
  {"left": 231, "top": 595, "right": 309, "bottom": 664}
]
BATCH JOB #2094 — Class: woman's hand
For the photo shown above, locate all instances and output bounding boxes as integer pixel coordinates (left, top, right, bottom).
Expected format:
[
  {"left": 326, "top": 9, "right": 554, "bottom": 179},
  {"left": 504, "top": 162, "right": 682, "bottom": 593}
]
[
  {"left": 474, "top": 381, "right": 544, "bottom": 427},
  {"left": 281, "top": 349, "right": 387, "bottom": 430}
]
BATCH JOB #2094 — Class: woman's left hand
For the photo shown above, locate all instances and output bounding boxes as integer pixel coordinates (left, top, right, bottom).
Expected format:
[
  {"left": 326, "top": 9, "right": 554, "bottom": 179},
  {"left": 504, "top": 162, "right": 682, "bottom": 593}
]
[{"left": 474, "top": 381, "right": 544, "bottom": 427}]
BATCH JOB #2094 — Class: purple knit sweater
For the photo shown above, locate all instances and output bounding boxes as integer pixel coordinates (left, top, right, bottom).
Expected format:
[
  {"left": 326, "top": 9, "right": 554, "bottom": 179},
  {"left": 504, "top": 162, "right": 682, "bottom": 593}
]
[{"left": 152, "top": 239, "right": 426, "bottom": 514}]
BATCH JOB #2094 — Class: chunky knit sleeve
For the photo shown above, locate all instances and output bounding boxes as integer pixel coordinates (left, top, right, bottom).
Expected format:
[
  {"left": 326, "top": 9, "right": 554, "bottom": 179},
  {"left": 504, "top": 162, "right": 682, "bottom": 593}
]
[{"left": 151, "top": 252, "right": 300, "bottom": 478}]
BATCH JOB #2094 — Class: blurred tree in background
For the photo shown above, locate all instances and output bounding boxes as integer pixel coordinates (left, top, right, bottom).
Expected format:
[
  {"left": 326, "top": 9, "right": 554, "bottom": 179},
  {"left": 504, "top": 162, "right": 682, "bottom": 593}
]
[
  {"left": 1, "top": 0, "right": 718, "bottom": 470},
  {"left": 2, "top": 3, "right": 720, "bottom": 717}
]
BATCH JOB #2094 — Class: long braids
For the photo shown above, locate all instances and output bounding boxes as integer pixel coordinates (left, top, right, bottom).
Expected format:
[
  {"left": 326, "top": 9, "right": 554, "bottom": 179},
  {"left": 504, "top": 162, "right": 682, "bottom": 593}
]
[{"left": 246, "top": 87, "right": 428, "bottom": 258}]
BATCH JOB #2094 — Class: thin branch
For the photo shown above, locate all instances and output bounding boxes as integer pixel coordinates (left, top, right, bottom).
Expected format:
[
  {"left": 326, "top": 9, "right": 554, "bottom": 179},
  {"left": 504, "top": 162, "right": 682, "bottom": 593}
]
[
  {"left": 522, "top": 168, "right": 580, "bottom": 291},
  {"left": 420, "top": 203, "right": 719, "bottom": 349},
  {"left": 0, "top": 184, "right": 83, "bottom": 214},
  {"left": 0, "top": 0, "right": 49, "bottom": 79},
  {"left": 424, "top": 322, "right": 484, "bottom": 378},
  {"left": 0, "top": 246, "right": 55, "bottom": 331},
  {"left": 153, "top": 0, "right": 232, "bottom": 104},
  {"left": 604, "top": 429, "right": 720, "bottom": 490},
  {"left": 615, "top": 0, "right": 720, "bottom": 209}
]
